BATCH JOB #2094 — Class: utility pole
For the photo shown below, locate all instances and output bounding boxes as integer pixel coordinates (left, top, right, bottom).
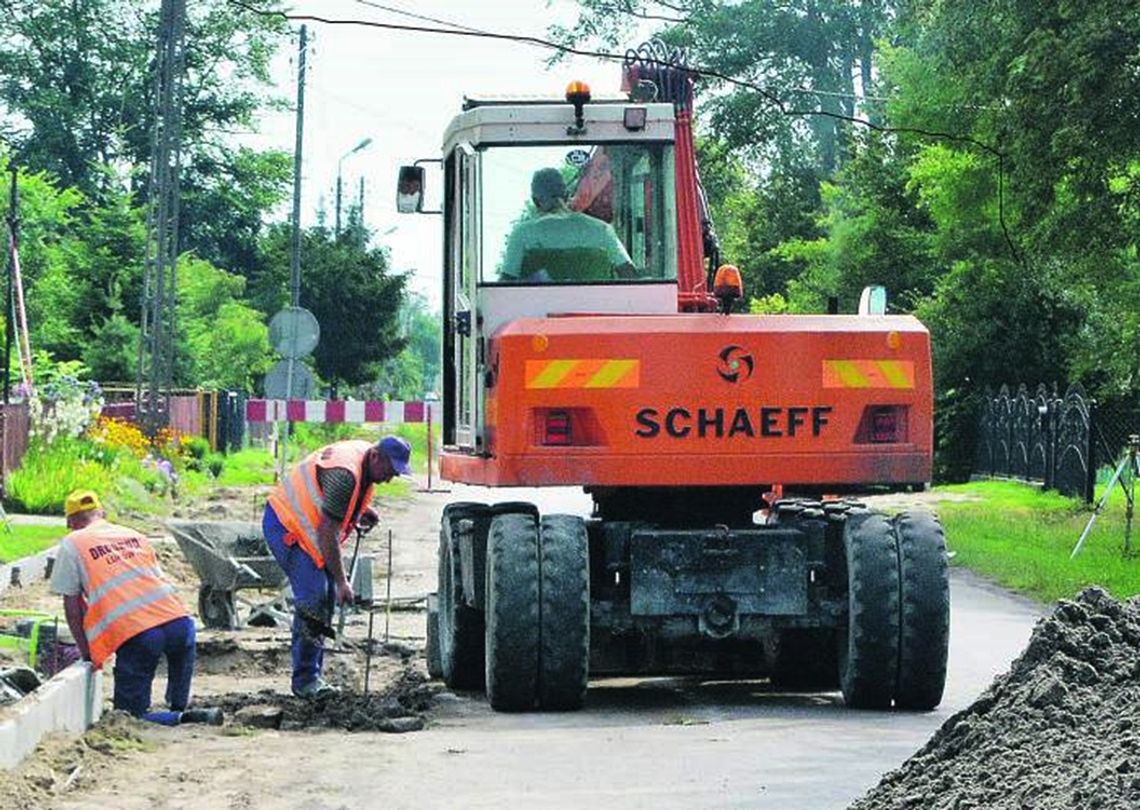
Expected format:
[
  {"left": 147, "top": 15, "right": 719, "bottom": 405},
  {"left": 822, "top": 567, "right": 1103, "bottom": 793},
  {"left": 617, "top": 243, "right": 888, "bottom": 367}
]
[
  {"left": 1, "top": 166, "right": 17, "bottom": 499},
  {"left": 289, "top": 24, "right": 306, "bottom": 312},
  {"left": 280, "top": 24, "right": 307, "bottom": 478},
  {"left": 137, "top": 0, "right": 186, "bottom": 435},
  {"left": 4, "top": 167, "right": 16, "bottom": 407}
]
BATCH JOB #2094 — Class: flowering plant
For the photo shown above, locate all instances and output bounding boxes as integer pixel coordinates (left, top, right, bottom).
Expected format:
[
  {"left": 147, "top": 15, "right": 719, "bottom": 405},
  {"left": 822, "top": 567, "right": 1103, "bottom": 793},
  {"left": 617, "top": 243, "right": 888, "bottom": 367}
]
[{"left": 28, "top": 357, "right": 104, "bottom": 445}]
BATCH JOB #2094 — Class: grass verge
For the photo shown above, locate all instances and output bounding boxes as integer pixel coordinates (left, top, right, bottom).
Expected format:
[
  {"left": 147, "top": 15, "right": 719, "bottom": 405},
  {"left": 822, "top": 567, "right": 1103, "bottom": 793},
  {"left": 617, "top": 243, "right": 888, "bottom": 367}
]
[
  {"left": 935, "top": 480, "right": 1140, "bottom": 603},
  {"left": 0, "top": 524, "right": 67, "bottom": 563}
]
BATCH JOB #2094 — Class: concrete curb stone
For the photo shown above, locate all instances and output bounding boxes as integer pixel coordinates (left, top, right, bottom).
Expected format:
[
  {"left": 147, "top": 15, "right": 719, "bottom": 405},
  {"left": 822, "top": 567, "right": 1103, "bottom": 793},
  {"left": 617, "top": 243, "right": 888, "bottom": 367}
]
[{"left": 0, "top": 662, "right": 104, "bottom": 770}]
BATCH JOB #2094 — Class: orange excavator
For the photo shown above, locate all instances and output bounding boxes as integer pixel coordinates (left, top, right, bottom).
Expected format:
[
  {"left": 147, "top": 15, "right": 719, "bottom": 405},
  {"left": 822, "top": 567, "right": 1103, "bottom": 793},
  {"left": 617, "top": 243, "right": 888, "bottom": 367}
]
[{"left": 398, "top": 43, "right": 949, "bottom": 712}]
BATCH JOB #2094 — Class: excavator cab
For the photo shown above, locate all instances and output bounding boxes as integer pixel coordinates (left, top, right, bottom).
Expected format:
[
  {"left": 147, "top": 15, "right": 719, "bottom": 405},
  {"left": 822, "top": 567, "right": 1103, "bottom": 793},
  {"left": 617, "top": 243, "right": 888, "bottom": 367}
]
[{"left": 400, "top": 91, "right": 683, "bottom": 455}]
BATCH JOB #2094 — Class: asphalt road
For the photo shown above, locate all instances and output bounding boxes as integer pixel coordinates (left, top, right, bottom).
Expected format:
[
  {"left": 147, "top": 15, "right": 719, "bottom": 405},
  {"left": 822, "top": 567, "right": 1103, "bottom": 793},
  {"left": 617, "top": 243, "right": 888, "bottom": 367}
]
[
  {"left": 366, "top": 484, "right": 1046, "bottom": 810},
  {"left": 52, "top": 484, "right": 1046, "bottom": 810}
]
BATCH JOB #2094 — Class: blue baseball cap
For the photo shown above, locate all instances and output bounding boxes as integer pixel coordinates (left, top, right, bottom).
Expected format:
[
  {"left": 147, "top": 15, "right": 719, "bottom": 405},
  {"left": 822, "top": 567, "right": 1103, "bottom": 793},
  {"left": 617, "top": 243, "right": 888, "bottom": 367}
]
[{"left": 377, "top": 435, "right": 412, "bottom": 476}]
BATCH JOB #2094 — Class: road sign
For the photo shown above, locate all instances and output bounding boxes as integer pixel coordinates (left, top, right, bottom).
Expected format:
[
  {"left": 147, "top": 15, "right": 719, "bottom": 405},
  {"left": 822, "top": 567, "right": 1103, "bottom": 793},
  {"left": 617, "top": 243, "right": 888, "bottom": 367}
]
[
  {"left": 263, "top": 359, "right": 317, "bottom": 399},
  {"left": 269, "top": 307, "right": 320, "bottom": 359}
]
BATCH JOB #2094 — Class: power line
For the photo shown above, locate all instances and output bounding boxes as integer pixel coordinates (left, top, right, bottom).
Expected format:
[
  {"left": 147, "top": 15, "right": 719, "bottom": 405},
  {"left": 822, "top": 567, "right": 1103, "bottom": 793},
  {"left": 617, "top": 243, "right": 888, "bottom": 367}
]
[
  {"left": 347, "top": 0, "right": 489, "bottom": 35},
  {"left": 229, "top": 0, "right": 1021, "bottom": 264},
  {"left": 229, "top": 1, "right": 1000, "bottom": 156}
]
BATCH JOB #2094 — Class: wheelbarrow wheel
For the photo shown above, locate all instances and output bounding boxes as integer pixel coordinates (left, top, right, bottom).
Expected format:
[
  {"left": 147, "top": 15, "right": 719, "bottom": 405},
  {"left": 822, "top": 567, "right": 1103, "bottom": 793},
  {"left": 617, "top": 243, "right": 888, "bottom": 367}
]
[{"left": 199, "top": 585, "right": 237, "bottom": 630}]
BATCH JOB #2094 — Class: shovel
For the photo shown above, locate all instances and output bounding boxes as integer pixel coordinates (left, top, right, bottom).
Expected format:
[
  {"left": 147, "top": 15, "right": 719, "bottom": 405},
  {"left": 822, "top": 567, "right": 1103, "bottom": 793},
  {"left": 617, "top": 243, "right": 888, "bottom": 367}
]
[{"left": 335, "top": 525, "right": 369, "bottom": 641}]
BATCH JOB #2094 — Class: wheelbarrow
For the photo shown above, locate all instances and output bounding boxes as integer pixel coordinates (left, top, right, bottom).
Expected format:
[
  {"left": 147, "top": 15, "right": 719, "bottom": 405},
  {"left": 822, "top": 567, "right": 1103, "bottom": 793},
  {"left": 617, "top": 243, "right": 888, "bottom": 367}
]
[{"left": 166, "top": 520, "right": 291, "bottom": 630}]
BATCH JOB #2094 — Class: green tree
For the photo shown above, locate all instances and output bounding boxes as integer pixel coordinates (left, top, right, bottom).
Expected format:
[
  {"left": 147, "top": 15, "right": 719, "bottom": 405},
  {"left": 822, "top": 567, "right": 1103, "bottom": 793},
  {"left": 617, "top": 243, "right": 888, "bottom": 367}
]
[
  {"left": 379, "top": 292, "right": 441, "bottom": 400},
  {"left": 254, "top": 224, "right": 409, "bottom": 393},
  {"left": 0, "top": 0, "right": 291, "bottom": 276},
  {"left": 83, "top": 314, "right": 139, "bottom": 382},
  {"left": 177, "top": 256, "right": 272, "bottom": 390}
]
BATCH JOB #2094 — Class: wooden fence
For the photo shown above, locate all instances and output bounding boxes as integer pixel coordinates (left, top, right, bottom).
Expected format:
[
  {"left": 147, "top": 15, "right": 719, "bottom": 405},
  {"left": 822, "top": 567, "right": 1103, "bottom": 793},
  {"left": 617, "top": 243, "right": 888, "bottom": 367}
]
[
  {"left": 0, "top": 403, "right": 29, "bottom": 479},
  {"left": 0, "top": 390, "right": 231, "bottom": 479}
]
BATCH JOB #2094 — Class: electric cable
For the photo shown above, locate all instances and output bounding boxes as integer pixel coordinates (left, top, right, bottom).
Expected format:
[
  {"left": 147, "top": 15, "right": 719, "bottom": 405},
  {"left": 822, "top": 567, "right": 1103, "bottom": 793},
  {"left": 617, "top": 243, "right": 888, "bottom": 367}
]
[{"left": 228, "top": 0, "right": 1024, "bottom": 266}]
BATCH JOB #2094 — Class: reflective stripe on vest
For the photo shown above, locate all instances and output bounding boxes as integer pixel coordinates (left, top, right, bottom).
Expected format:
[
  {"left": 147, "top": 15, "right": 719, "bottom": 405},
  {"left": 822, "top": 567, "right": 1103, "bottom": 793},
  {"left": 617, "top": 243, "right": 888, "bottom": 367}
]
[
  {"left": 67, "top": 520, "right": 188, "bottom": 668},
  {"left": 266, "top": 440, "right": 376, "bottom": 567}
]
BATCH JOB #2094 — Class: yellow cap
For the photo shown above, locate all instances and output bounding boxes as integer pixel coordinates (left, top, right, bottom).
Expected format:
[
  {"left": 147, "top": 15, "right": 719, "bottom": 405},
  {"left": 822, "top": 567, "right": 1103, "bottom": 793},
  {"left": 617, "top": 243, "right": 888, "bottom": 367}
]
[{"left": 64, "top": 490, "right": 102, "bottom": 518}]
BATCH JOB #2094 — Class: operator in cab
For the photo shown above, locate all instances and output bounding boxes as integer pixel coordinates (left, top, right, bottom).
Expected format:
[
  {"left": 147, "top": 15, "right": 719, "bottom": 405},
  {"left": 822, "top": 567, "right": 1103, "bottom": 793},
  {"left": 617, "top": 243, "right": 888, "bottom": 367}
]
[{"left": 500, "top": 167, "right": 635, "bottom": 283}]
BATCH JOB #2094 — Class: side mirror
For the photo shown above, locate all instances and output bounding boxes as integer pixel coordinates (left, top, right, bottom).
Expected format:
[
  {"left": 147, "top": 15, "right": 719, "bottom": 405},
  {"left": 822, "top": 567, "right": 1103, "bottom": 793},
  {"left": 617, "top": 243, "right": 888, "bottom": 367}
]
[{"left": 396, "top": 165, "right": 425, "bottom": 214}]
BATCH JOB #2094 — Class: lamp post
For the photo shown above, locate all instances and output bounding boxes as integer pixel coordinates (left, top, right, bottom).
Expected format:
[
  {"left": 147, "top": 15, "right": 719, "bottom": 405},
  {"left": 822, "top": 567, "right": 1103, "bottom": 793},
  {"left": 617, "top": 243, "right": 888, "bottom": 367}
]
[{"left": 336, "top": 137, "right": 372, "bottom": 238}]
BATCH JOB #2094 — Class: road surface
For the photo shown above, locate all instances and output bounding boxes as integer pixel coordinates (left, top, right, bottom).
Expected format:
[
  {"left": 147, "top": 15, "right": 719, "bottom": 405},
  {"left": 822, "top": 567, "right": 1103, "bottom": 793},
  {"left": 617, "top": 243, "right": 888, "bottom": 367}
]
[{"left": 56, "top": 485, "right": 1045, "bottom": 810}]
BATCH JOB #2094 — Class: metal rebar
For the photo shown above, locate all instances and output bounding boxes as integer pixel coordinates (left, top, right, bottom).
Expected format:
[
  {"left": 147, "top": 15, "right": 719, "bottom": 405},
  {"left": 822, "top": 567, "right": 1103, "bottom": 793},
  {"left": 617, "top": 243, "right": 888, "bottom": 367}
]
[
  {"left": 384, "top": 528, "right": 393, "bottom": 643},
  {"left": 364, "top": 607, "right": 375, "bottom": 694}
]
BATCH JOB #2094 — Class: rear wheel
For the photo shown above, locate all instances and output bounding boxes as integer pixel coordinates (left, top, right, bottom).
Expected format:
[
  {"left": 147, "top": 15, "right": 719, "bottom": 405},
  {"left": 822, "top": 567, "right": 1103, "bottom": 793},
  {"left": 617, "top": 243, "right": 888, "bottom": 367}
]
[
  {"left": 838, "top": 512, "right": 900, "bottom": 709},
  {"left": 538, "top": 514, "right": 590, "bottom": 710},
  {"left": 893, "top": 511, "right": 950, "bottom": 710},
  {"left": 438, "top": 505, "right": 487, "bottom": 690},
  {"left": 485, "top": 512, "right": 541, "bottom": 711}
]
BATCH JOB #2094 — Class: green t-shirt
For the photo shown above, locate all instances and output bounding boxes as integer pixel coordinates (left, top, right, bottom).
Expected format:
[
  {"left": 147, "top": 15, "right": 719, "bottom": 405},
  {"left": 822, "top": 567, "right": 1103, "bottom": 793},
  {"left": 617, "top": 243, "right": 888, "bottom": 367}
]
[{"left": 500, "top": 211, "right": 633, "bottom": 282}]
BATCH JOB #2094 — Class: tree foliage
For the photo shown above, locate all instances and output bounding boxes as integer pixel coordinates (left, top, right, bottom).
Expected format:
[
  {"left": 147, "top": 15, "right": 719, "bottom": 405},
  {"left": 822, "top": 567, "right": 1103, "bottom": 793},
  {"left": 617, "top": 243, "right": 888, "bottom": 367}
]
[
  {"left": 255, "top": 223, "right": 409, "bottom": 392},
  {"left": 556, "top": 0, "right": 1140, "bottom": 478}
]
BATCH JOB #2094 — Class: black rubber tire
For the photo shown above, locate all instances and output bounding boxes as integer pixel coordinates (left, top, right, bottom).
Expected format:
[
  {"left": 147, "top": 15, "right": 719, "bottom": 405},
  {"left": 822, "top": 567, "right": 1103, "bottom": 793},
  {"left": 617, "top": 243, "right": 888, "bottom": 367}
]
[
  {"left": 838, "top": 512, "right": 900, "bottom": 709},
  {"left": 199, "top": 585, "right": 237, "bottom": 630},
  {"left": 438, "top": 522, "right": 485, "bottom": 690},
  {"left": 770, "top": 629, "right": 839, "bottom": 691},
  {"left": 538, "top": 514, "right": 590, "bottom": 710},
  {"left": 893, "top": 511, "right": 950, "bottom": 710},
  {"left": 485, "top": 512, "right": 541, "bottom": 711},
  {"left": 425, "top": 598, "right": 443, "bottom": 679}
]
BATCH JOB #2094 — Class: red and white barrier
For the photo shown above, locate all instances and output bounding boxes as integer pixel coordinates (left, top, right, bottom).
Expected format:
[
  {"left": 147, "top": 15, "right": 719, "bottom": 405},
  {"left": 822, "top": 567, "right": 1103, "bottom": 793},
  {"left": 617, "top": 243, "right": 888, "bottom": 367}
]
[{"left": 245, "top": 399, "right": 441, "bottom": 424}]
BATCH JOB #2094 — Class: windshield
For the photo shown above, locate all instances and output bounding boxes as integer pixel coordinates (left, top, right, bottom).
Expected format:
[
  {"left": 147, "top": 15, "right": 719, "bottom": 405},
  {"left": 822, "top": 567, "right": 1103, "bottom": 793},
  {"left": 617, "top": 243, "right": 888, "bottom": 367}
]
[{"left": 480, "top": 143, "right": 676, "bottom": 284}]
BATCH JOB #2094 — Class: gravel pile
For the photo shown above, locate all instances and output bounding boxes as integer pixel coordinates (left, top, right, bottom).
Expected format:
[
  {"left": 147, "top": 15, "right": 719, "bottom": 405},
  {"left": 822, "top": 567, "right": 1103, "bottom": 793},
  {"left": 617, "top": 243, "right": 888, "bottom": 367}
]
[{"left": 853, "top": 587, "right": 1140, "bottom": 810}]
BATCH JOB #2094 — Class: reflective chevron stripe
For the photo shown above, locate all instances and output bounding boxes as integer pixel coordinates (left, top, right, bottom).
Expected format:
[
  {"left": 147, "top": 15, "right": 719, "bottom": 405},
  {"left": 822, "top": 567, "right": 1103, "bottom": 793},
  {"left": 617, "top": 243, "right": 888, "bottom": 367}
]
[
  {"left": 822, "top": 359, "right": 915, "bottom": 389},
  {"left": 525, "top": 359, "right": 640, "bottom": 389}
]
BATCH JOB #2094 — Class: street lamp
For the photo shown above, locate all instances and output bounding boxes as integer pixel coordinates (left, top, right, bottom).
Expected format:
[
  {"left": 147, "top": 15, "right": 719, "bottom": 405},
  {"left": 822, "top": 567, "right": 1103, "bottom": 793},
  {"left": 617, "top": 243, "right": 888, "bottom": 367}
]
[{"left": 336, "top": 137, "right": 372, "bottom": 237}]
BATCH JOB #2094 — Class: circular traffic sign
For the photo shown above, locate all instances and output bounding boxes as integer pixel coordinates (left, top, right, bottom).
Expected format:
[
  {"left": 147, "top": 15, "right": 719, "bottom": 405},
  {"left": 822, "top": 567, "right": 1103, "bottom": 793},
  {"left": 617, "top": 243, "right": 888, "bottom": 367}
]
[
  {"left": 263, "top": 359, "right": 317, "bottom": 399},
  {"left": 269, "top": 307, "right": 320, "bottom": 359}
]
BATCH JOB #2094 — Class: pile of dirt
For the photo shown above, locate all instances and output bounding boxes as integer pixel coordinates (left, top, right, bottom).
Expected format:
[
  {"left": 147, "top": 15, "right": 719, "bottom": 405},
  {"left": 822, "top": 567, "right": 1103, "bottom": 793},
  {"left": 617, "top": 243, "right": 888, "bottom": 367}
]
[
  {"left": 194, "top": 634, "right": 290, "bottom": 676},
  {"left": 212, "top": 664, "right": 437, "bottom": 733},
  {"left": 853, "top": 587, "right": 1140, "bottom": 810},
  {"left": 0, "top": 711, "right": 150, "bottom": 810}
]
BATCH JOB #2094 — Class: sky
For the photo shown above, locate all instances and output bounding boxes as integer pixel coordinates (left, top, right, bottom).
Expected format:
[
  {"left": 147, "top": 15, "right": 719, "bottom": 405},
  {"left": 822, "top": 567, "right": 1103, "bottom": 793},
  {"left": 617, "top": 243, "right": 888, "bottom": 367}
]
[{"left": 252, "top": 0, "right": 650, "bottom": 312}]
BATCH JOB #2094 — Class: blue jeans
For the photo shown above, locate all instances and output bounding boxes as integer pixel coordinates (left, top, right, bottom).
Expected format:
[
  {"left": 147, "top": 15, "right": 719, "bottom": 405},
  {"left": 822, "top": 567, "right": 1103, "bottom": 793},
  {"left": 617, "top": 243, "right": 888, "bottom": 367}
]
[
  {"left": 114, "top": 615, "right": 196, "bottom": 726},
  {"left": 263, "top": 505, "right": 334, "bottom": 693}
]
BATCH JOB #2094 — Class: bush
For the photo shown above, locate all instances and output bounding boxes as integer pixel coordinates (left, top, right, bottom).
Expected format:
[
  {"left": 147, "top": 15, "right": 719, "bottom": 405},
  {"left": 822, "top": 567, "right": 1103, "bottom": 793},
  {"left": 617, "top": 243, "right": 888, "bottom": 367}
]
[
  {"left": 291, "top": 422, "right": 363, "bottom": 453},
  {"left": 184, "top": 436, "right": 210, "bottom": 460},
  {"left": 206, "top": 454, "right": 225, "bottom": 478},
  {"left": 7, "top": 438, "right": 116, "bottom": 515}
]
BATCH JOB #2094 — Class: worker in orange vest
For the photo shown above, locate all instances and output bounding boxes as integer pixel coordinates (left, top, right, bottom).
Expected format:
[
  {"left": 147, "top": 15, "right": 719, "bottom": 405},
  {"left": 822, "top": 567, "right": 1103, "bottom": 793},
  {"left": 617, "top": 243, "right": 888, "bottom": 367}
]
[
  {"left": 264, "top": 435, "right": 412, "bottom": 698},
  {"left": 49, "top": 490, "right": 221, "bottom": 725}
]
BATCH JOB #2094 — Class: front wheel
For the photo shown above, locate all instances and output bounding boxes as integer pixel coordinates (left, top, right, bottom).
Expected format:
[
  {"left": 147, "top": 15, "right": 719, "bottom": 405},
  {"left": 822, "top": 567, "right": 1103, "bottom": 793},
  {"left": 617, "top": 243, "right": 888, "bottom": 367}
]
[
  {"left": 893, "top": 511, "right": 950, "bottom": 710},
  {"left": 198, "top": 585, "right": 237, "bottom": 630},
  {"left": 538, "top": 514, "right": 590, "bottom": 710},
  {"left": 438, "top": 517, "right": 485, "bottom": 690},
  {"left": 485, "top": 512, "right": 541, "bottom": 711},
  {"left": 838, "top": 512, "right": 900, "bottom": 709}
]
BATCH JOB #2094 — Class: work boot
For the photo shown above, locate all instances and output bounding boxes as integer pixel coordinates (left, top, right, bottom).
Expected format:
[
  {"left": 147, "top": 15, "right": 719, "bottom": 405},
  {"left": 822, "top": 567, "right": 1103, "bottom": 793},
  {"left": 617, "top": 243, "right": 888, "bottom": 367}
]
[
  {"left": 292, "top": 678, "right": 338, "bottom": 700},
  {"left": 179, "top": 707, "right": 224, "bottom": 726}
]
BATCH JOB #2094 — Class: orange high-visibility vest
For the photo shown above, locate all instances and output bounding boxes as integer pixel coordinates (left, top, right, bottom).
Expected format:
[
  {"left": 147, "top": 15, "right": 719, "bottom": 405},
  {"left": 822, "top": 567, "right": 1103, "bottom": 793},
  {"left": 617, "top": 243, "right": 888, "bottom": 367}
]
[
  {"left": 65, "top": 519, "right": 188, "bottom": 668},
  {"left": 266, "top": 440, "right": 376, "bottom": 568}
]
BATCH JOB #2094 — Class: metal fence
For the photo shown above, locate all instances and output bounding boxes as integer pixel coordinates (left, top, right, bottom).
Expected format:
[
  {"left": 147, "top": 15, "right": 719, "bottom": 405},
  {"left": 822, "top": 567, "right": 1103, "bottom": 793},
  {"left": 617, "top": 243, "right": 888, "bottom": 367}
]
[
  {"left": 973, "top": 383, "right": 1095, "bottom": 502},
  {"left": 1092, "top": 396, "right": 1140, "bottom": 472}
]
